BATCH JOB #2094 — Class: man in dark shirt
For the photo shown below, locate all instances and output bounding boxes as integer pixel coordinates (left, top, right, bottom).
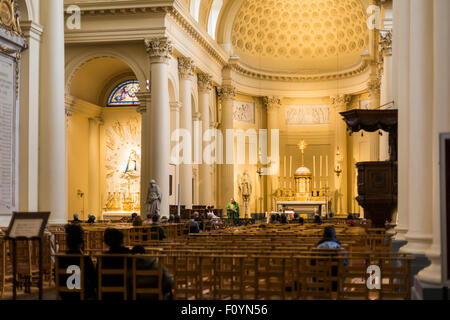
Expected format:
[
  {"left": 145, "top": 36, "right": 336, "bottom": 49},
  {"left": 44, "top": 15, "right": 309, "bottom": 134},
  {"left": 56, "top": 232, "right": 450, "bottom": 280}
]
[{"left": 58, "top": 224, "right": 97, "bottom": 300}]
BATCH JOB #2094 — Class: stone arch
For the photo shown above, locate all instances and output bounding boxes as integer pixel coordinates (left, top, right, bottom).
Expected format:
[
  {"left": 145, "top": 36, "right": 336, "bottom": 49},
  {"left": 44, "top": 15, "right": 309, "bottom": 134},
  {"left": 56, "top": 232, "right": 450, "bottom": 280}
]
[
  {"left": 17, "top": 0, "right": 37, "bottom": 22},
  {"left": 65, "top": 49, "right": 147, "bottom": 96}
]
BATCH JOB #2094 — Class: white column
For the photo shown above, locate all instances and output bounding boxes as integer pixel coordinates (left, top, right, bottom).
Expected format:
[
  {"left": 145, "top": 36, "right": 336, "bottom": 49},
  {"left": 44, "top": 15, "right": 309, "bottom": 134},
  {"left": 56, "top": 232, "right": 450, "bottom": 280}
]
[
  {"left": 419, "top": 0, "right": 450, "bottom": 283},
  {"left": 401, "top": 0, "right": 434, "bottom": 254},
  {"left": 87, "top": 118, "right": 101, "bottom": 217},
  {"left": 379, "top": 30, "right": 393, "bottom": 161},
  {"left": 178, "top": 57, "right": 195, "bottom": 209},
  {"left": 136, "top": 92, "right": 151, "bottom": 218},
  {"left": 263, "top": 97, "right": 281, "bottom": 212},
  {"left": 145, "top": 38, "right": 173, "bottom": 218},
  {"left": 394, "top": 0, "right": 410, "bottom": 240},
  {"left": 198, "top": 73, "right": 213, "bottom": 206},
  {"left": 368, "top": 79, "right": 381, "bottom": 161},
  {"left": 218, "top": 86, "right": 236, "bottom": 210},
  {"left": 19, "top": 22, "right": 43, "bottom": 212},
  {"left": 331, "top": 95, "right": 351, "bottom": 216},
  {"left": 38, "top": 0, "right": 67, "bottom": 223}
]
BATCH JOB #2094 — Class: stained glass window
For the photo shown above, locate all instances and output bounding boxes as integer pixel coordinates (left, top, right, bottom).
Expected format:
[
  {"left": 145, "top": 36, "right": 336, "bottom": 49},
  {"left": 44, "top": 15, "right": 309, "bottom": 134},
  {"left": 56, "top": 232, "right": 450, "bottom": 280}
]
[{"left": 107, "top": 80, "right": 140, "bottom": 106}]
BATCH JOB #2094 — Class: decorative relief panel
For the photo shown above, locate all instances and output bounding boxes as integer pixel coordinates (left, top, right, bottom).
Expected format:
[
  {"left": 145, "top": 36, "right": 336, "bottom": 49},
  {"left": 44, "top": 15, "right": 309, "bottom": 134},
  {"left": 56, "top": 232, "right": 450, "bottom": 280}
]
[
  {"left": 104, "top": 117, "right": 142, "bottom": 213},
  {"left": 285, "top": 105, "right": 330, "bottom": 126},
  {"left": 359, "top": 100, "right": 371, "bottom": 110},
  {"left": 233, "top": 100, "right": 255, "bottom": 124}
]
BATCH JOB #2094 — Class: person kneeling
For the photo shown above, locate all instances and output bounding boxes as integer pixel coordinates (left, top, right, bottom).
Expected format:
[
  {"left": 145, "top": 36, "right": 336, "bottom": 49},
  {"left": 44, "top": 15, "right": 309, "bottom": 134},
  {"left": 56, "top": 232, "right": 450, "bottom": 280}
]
[{"left": 130, "top": 246, "right": 174, "bottom": 300}]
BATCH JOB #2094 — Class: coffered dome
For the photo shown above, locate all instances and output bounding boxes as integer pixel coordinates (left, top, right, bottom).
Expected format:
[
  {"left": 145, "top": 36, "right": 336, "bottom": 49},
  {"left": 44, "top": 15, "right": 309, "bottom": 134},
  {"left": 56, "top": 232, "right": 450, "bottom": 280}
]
[{"left": 230, "top": 0, "right": 369, "bottom": 74}]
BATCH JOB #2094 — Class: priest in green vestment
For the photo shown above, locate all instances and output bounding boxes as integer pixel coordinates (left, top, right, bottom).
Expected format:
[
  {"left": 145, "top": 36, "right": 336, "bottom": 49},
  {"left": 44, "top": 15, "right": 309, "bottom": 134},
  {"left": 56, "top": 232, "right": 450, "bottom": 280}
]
[{"left": 226, "top": 198, "right": 240, "bottom": 226}]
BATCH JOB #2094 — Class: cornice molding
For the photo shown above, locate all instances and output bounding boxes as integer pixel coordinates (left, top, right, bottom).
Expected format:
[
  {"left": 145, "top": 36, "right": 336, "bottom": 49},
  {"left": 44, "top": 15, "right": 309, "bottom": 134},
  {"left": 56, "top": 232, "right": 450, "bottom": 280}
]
[
  {"left": 231, "top": 59, "right": 370, "bottom": 82},
  {"left": 65, "top": 94, "right": 103, "bottom": 118}
]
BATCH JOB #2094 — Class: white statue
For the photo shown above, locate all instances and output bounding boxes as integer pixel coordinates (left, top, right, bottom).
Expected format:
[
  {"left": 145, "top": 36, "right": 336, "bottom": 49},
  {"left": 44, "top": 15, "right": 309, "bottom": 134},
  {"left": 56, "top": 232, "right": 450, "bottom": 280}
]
[
  {"left": 239, "top": 171, "right": 252, "bottom": 199},
  {"left": 146, "top": 179, "right": 161, "bottom": 217},
  {"left": 238, "top": 171, "right": 252, "bottom": 218}
]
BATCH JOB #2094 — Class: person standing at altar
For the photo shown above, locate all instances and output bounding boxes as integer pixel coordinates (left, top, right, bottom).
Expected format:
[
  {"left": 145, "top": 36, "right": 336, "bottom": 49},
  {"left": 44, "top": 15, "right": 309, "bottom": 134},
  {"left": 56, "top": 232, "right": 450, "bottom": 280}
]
[{"left": 226, "top": 198, "right": 240, "bottom": 226}]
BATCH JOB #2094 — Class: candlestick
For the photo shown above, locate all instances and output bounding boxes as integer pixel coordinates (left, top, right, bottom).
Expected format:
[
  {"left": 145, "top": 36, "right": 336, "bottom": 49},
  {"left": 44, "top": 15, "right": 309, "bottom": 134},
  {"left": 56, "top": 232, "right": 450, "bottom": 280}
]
[{"left": 284, "top": 156, "right": 287, "bottom": 178}]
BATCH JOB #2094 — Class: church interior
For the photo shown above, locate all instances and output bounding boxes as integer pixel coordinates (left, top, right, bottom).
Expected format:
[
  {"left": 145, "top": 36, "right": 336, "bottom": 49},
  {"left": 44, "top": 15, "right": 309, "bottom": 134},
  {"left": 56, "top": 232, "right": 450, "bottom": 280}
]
[{"left": 0, "top": 0, "right": 449, "bottom": 302}]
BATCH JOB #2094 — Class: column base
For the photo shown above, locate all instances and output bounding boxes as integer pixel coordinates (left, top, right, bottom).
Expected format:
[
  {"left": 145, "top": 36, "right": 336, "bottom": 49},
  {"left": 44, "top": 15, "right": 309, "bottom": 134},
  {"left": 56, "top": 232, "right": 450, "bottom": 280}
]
[
  {"left": 392, "top": 239, "right": 408, "bottom": 252},
  {"left": 412, "top": 276, "right": 449, "bottom": 300},
  {"left": 407, "top": 253, "right": 431, "bottom": 288}
]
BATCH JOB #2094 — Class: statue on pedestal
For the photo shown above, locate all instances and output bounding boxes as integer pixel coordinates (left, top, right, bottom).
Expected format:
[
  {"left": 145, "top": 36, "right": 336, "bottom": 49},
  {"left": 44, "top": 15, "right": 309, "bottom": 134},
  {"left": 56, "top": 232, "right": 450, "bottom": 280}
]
[
  {"left": 146, "top": 180, "right": 161, "bottom": 217},
  {"left": 238, "top": 171, "right": 252, "bottom": 219}
]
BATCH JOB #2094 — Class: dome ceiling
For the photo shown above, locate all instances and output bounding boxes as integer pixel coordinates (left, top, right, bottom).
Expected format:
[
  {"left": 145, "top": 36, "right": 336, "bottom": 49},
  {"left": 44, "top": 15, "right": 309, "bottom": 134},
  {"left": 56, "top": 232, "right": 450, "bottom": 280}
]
[{"left": 230, "top": 0, "right": 369, "bottom": 74}]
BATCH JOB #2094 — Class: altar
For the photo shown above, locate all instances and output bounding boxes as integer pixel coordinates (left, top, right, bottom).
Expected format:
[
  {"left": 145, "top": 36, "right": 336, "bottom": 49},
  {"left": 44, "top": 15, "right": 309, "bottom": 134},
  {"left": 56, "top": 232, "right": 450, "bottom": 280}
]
[
  {"left": 102, "top": 211, "right": 134, "bottom": 221},
  {"left": 276, "top": 200, "right": 327, "bottom": 218},
  {"left": 275, "top": 140, "right": 329, "bottom": 218}
]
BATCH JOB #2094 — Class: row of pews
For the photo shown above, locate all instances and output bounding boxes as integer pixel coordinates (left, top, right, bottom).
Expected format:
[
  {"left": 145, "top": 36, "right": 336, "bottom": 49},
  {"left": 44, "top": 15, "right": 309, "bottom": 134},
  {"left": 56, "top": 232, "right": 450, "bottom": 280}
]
[{"left": 1, "top": 221, "right": 414, "bottom": 300}]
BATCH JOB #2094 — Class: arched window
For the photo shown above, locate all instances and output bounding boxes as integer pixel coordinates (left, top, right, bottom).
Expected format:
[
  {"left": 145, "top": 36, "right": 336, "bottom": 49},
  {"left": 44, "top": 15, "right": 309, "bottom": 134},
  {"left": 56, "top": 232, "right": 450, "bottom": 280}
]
[
  {"left": 190, "top": 0, "right": 201, "bottom": 21},
  {"left": 208, "top": 0, "right": 223, "bottom": 39},
  {"left": 107, "top": 80, "right": 140, "bottom": 106}
]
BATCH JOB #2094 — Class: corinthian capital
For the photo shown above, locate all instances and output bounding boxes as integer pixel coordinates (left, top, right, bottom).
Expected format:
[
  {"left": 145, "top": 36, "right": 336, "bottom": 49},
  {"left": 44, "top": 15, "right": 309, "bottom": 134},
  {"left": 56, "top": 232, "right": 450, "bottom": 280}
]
[
  {"left": 380, "top": 30, "right": 392, "bottom": 56},
  {"left": 217, "top": 85, "right": 236, "bottom": 100},
  {"left": 178, "top": 57, "right": 196, "bottom": 79},
  {"left": 263, "top": 96, "right": 282, "bottom": 112},
  {"left": 330, "top": 95, "right": 351, "bottom": 109},
  {"left": 145, "top": 37, "right": 173, "bottom": 64},
  {"left": 198, "top": 72, "right": 213, "bottom": 92}
]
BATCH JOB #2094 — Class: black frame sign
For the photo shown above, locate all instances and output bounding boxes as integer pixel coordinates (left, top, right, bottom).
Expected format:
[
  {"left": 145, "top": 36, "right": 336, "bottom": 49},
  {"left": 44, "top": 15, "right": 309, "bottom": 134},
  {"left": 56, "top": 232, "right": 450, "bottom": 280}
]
[
  {"left": 440, "top": 133, "right": 450, "bottom": 287},
  {"left": 6, "top": 212, "right": 50, "bottom": 239}
]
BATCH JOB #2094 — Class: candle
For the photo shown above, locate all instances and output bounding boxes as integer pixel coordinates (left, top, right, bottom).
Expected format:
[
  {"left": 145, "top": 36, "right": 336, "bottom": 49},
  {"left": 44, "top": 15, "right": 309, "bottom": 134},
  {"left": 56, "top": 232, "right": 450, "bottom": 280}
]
[
  {"left": 313, "top": 156, "right": 316, "bottom": 177},
  {"left": 289, "top": 156, "right": 292, "bottom": 177},
  {"left": 284, "top": 156, "right": 287, "bottom": 177},
  {"left": 320, "top": 156, "right": 323, "bottom": 177}
]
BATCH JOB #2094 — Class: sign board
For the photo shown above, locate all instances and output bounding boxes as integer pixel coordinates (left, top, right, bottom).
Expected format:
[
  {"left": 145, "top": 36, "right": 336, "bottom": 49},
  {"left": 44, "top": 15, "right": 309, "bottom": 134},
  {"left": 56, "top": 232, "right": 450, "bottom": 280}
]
[
  {"left": 6, "top": 212, "right": 50, "bottom": 239},
  {"left": 440, "top": 133, "right": 450, "bottom": 286}
]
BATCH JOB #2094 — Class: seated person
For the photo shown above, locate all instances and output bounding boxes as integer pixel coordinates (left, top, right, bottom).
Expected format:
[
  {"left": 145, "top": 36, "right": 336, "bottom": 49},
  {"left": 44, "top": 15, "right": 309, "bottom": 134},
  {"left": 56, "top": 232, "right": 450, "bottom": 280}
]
[
  {"left": 150, "top": 215, "right": 167, "bottom": 240},
  {"left": 280, "top": 213, "right": 288, "bottom": 224},
  {"left": 346, "top": 214, "right": 357, "bottom": 227},
  {"left": 185, "top": 214, "right": 201, "bottom": 234},
  {"left": 315, "top": 226, "right": 348, "bottom": 291},
  {"left": 101, "top": 228, "right": 132, "bottom": 300},
  {"left": 87, "top": 214, "right": 96, "bottom": 224},
  {"left": 72, "top": 213, "right": 81, "bottom": 224},
  {"left": 193, "top": 211, "right": 203, "bottom": 230},
  {"left": 128, "top": 212, "right": 138, "bottom": 223},
  {"left": 291, "top": 213, "right": 300, "bottom": 223},
  {"left": 313, "top": 214, "right": 323, "bottom": 224},
  {"left": 143, "top": 214, "right": 152, "bottom": 225},
  {"left": 316, "top": 226, "right": 342, "bottom": 249},
  {"left": 298, "top": 216, "right": 305, "bottom": 225},
  {"left": 58, "top": 224, "right": 97, "bottom": 300},
  {"left": 132, "top": 216, "right": 143, "bottom": 227},
  {"left": 269, "top": 214, "right": 280, "bottom": 224},
  {"left": 130, "top": 245, "right": 174, "bottom": 300},
  {"left": 168, "top": 214, "right": 175, "bottom": 223},
  {"left": 207, "top": 211, "right": 221, "bottom": 230},
  {"left": 160, "top": 216, "right": 168, "bottom": 224}
]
